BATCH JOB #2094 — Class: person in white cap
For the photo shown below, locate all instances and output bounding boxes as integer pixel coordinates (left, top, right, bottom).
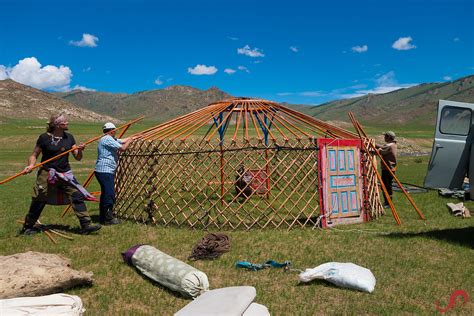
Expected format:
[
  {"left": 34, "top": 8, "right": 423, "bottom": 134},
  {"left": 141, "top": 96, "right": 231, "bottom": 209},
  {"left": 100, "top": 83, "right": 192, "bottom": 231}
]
[
  {"left": 376, "top": 131, "right": 398, "bottom": 208},
  {"left": 95, "top": 122, "right": 138, "bottom": 224}
]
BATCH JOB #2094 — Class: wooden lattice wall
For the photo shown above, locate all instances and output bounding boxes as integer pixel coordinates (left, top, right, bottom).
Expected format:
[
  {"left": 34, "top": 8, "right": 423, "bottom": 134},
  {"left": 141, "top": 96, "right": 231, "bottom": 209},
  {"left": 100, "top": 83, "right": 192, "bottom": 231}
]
[{"left": 115, "top": 137, "right": 321, "bottom": 230}]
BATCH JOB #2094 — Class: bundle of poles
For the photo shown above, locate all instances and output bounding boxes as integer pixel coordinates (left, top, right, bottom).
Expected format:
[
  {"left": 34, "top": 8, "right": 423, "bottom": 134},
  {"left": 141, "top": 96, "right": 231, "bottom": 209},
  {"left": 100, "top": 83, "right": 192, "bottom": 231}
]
[{"left": 348, "top": 112, "right": 425, "bottom": 224}]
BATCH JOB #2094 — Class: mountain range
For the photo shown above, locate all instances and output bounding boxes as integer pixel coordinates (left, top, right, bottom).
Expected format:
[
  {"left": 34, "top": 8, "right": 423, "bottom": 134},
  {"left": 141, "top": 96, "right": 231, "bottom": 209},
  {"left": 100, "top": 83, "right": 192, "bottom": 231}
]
[
  {"left": 0, "top": 79, "right": 114, "bottom": 122},
  {"left": 294, "top": 75, "right": 474, "bottom": 126},
  {"left": 55, "top": 85, "right": 231, "bottom": 121},
  {"left": 1, "top": 75, "right": 473, "bottom": 127}
]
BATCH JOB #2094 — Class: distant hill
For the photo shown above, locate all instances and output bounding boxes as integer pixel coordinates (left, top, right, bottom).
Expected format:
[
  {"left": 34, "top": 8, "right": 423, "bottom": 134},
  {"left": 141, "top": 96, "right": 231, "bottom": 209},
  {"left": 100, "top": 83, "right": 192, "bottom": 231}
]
[
  {"left": 0, "top": 79, "right": 115, "bottom": 122},
  {"left": 55, "top": 85, "right": 231, "bottom": 121},
  {"left": 298, "top": 75, "right": 474, "bottom": 127}
]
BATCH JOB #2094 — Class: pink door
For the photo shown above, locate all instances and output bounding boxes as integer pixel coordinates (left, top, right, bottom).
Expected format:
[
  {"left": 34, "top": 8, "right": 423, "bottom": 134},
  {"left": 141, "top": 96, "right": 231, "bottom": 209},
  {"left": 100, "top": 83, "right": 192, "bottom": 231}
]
[{"left": 318, "top": 139, "right": 364, "bottom": 226}]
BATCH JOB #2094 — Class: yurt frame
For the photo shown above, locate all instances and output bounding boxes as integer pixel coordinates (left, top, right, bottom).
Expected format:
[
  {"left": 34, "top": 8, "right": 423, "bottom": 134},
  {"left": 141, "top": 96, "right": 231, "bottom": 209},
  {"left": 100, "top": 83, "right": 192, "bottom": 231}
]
[{"left": 114, "top": 98, "right": 384, "bottom": 230}]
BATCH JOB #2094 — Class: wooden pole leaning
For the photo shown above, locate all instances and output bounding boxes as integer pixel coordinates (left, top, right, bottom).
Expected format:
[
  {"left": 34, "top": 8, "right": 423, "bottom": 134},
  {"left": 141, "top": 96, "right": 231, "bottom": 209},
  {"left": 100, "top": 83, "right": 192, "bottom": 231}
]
[
  {"left": 348, "top": 112, "right": 425, "bottom": 221},
  {"left": 348, "top": 113, "right": 401, "bottom": 225},
  {"left": 61, "top": 120, "right": 136, "bottom": 218},
  {"left": 0, "top": 116, "right": 144, "bottom": 186}
]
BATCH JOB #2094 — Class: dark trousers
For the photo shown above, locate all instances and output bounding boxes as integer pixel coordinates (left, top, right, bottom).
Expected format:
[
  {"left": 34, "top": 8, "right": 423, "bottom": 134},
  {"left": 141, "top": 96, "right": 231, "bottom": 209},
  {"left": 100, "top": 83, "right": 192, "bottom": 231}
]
[
  {"left": 381, "top": 169, "right": 394, "bottom": 204},
  {"left": 95, "top": 172, "right": 116, "bottom": 221},
  {"left": 24, "top": 190, "right": 91, "bottom": 228}
]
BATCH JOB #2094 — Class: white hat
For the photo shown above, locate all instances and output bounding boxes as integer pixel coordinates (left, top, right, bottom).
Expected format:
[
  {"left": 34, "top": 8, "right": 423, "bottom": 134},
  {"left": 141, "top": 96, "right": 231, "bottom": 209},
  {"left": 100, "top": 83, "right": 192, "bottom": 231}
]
[{"left": 103, "top": 122, "right": 116, "bottom": 130}]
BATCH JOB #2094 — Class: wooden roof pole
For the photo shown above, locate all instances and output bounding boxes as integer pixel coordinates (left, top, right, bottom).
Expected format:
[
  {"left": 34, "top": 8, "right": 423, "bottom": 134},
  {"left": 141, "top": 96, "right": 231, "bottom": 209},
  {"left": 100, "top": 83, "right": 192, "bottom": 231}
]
[
  {"left": 147, "top": 101, "right": 227, "bottom": 140},
  {"left": 276, "top": 104, "right": 357, "bottom": 139},
  {"left": 206, "top": 101, "right": 240, "bottom": 142},
  {"left": 257, "top": 107, "right": 290, "bottom": 141},
  {"left": 251, "top": 102, "right": 278, "bottom": 142},
  {"left": 232, "top": 108, "right": 243, "bottom": 142},
  {"left": 349, "top": 112, "right": 425, "bottom": 220},
  {"left": 248, "top": 107, "right": 263, "bottom": 140},
  {"left": 144, "top": 103, "right": 225, "bottom": 138},
  {"left": 177, "top": 102, "right": 236, "bottom": 141},
  {"left": 0, "top": 116, "right": 144, "bottom": 186},
  {"left": 273, "top": 105, "right": 344, "bottom": 138},
  {"left": 140, "top": 102, "right": 228, "bottom": 140},
  {"left": 244, "top": 102, "right": 249, "bottom": 141},
  {"left": 144, "top": 102, "right": 229, "bottom": 141},
  {"left": 348, "top": 112, "right": 401, "bottom": 225},
  {"left": 256, "top": 103, "right": 303, "bottom": 139}
]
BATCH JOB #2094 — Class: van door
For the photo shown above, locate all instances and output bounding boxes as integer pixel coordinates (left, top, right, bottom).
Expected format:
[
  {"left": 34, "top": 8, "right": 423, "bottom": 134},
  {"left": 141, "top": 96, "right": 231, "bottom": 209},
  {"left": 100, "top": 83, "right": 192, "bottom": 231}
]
[{"left": 424, "top": 100, "right": 474, "bottom": 189}]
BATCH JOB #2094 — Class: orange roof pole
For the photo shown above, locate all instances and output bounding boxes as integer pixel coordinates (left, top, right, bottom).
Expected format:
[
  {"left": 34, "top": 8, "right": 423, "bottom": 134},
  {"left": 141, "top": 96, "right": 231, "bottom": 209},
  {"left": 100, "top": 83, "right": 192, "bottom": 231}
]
[
  {"left": 349, "top": 112, "right": 425, "bottom": 220},
  {"left": 167, "top": 103, "right": 229, "bottom": 140},
  {"left": 348, "top": 112, "right": 401, "bottom": 225},
  {"left": 140, "top": 102, "right": 228, "bottom": 140},
  {"left": 0, "top": 116, "right": 144, "bottom": 186},
  {"left": 206, "top": 101, "right": 240, "bottom": 142},
  {"left": 276, "top": 104, "right": 357, "bottom": 139},
  {"left": 272, "top": 105, "right": 343, "bottom": 139},
  {"left": 143, "top": 102, "right": 229, "bottom": 141}
]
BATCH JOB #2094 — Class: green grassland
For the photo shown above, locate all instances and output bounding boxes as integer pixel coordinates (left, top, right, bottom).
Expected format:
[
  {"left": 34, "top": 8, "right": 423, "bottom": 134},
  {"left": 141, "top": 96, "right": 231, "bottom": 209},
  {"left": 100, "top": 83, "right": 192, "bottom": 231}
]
[{"left": 0, "top": 119, "right": 473, "bottom": 315}]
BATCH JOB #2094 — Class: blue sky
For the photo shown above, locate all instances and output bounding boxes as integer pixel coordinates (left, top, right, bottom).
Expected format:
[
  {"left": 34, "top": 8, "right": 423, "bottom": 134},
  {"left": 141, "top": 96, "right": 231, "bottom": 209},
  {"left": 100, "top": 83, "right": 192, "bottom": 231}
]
[{"left": 0, "top": 0, "right": 472, "bottom": 104}]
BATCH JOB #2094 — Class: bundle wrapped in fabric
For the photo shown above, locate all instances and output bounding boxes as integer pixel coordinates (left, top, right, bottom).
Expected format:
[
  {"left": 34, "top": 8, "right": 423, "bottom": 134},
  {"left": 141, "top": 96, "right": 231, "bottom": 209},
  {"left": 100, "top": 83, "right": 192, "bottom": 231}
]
[
  {"left": 122, "top": 245, "right": 209, "bottom": 299},
  {"left": 299, "top": 262, "right": 376, "bottom": 293}
]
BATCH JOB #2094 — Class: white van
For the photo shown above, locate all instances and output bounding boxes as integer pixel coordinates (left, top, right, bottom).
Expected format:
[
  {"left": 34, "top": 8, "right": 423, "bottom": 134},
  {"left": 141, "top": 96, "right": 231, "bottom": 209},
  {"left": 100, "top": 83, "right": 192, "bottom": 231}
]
[{"left": 424, "top": 100, "right": 474, "bottom": 197}]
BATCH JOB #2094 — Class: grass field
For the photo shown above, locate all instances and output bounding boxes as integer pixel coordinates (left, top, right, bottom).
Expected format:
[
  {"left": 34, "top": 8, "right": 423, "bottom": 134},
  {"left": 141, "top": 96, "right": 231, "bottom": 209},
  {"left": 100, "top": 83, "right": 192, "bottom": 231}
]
[{"left": 0, "top": 119, "right": 473, "bottom": 315}]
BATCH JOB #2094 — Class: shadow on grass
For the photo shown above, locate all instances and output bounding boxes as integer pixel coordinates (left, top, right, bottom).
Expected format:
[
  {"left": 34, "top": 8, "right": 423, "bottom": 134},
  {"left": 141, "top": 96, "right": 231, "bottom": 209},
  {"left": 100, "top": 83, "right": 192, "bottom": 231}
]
[
  {"left": 384, "top": 227, "right": 474, "bottom": 249},
  {"left": 297, "top": 279, "right": 359, "bottom": 293}
]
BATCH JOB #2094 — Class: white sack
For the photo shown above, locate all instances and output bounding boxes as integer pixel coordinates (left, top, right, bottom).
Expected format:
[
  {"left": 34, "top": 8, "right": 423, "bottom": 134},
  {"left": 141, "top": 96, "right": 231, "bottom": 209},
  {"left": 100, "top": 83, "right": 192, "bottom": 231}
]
[
  {"left": 0, "top": 293, "right": 84, "bottom": 316},
  {"left": 299, "top": 262, "right": 376, "bottom": 293}
]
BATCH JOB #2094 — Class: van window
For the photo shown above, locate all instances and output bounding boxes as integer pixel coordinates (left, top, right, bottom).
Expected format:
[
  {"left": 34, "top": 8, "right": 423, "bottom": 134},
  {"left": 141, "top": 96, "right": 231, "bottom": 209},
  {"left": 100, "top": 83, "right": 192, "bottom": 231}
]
[{"left": 439, "top": 106, "right": 471, "bottom": 135}]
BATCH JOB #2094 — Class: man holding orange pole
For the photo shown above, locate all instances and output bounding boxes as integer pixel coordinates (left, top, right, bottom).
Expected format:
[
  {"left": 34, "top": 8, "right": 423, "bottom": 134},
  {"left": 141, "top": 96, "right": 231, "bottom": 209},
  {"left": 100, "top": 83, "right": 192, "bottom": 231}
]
[
  {"left": 376, "top": 131, "right": 398, "bottom": 208},
  {"left": 20, "top": 113, "right": 101, "bottom": 235}
]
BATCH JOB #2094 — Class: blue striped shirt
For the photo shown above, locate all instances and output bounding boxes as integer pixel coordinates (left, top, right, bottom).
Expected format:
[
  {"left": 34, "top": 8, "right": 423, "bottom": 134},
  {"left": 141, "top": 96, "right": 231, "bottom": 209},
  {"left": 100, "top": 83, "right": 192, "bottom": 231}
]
[{"left": 95, "top": 135, "right": 123, "bottom": 174}]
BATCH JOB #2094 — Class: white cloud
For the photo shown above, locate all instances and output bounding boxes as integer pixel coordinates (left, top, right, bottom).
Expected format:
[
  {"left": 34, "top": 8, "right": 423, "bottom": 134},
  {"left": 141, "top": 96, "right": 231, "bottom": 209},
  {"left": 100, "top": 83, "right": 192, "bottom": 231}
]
[
  {"left": 187, "top": 64, "right": 218, "bottom": 75},
  {"left": 69, "top": 33, "right": 99, "bottom": 47},
  {"left": 352, "top": 45, "right": 368, "bottom": 53},
  {"left": 443, "top": 76, "right": 452, "bottom": 81},
  {"left": 228, "top": 36, "right": 239, "bottom": 41},
  {"left": 237, "top": 45, "right": 265, "bottom": 57},
  {"left": 238, "top": 66, "right": 250, "bottom": 73},
  {"left": 277, "top": 72, "right": 418, "bottom": 102},
  {"left": 392, "top": 37, "right": 416, "bottom": 50},
  {"left": 83, "top": 66, "right": 91, "bottom": 72},
  {"left": 0, "top": 65, "right": 7, "bottom": 80},
  {"left": 355, "top": 71, "right": 417, "bottom": 94},
  {"left": 71, "top": 84, "right": 96, "bottom": 91},
  {"left": 289, "top": 46, "right": 299, "bottom": 53},
  {"left": 0, "top": 57, "right": 72, "bottom": 91},
  {"left": 376, "top": 71, "right": 397, "bottom": 87},
  {"left": 224, "top": 68, "right": 236, "bottom": 74},
  {"left": 154, "top": 76, "right": 163, "bottom": 85}
]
